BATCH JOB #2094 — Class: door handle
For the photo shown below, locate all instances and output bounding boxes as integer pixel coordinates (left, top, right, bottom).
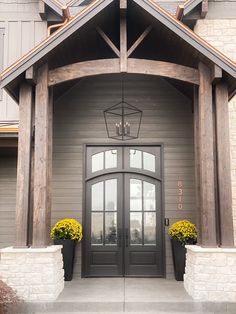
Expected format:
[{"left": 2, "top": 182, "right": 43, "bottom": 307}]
[
  {"left": 118, "top": 229, "right": 122, "bottom": 247},
  {"left": 125, "top": 228, "right": 129, "bottom": 247}
]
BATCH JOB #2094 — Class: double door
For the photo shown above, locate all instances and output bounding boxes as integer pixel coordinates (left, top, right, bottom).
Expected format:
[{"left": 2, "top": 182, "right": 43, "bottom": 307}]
[{"left": 84, "top": 145, "right": 164, "bottom": 277}]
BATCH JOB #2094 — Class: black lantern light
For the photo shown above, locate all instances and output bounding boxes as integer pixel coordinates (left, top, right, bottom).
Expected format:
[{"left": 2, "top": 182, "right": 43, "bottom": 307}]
[{"left": 104, "top": 78, "right": 142, "bottom": 141}]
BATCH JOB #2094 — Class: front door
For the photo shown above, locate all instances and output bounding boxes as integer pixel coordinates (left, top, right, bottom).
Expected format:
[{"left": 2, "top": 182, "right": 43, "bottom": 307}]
[{"left": 84, "top": 145, "right": 164, "bottom": 277}]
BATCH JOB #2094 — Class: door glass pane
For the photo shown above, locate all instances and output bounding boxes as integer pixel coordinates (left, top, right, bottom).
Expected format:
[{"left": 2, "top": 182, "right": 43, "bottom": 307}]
[
  {"left": 130, "top": 179, "right": 142, "bottom": 211},
  {"left": 144, "top": 212, "right": 156, "bottom": 245},
  {"left": 105, "top": 212, "right": 117, "bottom": 245},
  {"left": 130, "top": 212, "right": 142, "bottom": 245},
  {"left": 91, "top": 213, "right": 103, "bottom": 245},
  {"left": 105, "top": 179, "right": 117, "bottom": 211},
  {"left": 143, "top": 152, "right": 155, "bottom": 172},
  {"left": 92, "top": 182, "right": 103, "bottom": 211},
  {"left": 143, "top": 182, "right": 156, "bottom": 211},
  {"left": 130, "top": 149, "right": 142, "bottom": 169},
  {"left": 105, "top": 150, "right": 117, "bottom": 169},
  {"left": 92, "top": 152, "right": 104, "bottom": 172}
]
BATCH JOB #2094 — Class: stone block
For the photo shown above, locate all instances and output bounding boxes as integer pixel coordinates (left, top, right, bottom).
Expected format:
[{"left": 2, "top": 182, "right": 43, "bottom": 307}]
[{"left": 0, "top": 246, "right": 64, "bottom": 301}]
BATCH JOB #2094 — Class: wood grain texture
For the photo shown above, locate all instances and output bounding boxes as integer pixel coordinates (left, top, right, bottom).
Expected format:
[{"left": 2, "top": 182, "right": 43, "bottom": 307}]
[
  {"left": 15, "top": 83, "right": 33, "bottom": 247},
  {"left": 215, "top": 82, "right": 234, "bottom": 247},
  {"left": 120, "top": 14, "right": 127, "bottom": 72},
  {"left": 198, "top": 62, "right": 217, "bottom": 247},
  {"left": 32, "top": 64, "right": 51, "bottom": 247},
  {"left": 49, "top": 59, "right": 200, "bottom": 86},
  {"left": 193, "top": 86, "right": 202, "bottom": 245}
]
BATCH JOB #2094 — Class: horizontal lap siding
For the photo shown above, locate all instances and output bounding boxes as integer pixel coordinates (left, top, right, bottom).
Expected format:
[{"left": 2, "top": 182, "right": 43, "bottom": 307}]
[
  {"left": 0, "top": 158, "right": 16, "bottom": 248},
  {"left": 53, "top": 74, "right": 196, "bottom": 279}
]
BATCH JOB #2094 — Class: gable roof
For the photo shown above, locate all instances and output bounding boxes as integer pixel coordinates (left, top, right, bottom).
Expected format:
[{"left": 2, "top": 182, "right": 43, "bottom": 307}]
[{"left": 1, "top": 0, "right": 236, "bottom": 98}]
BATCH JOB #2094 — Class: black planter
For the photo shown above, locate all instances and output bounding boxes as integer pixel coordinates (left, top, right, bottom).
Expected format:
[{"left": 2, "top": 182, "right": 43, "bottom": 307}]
[
  {"left": 171, "top": 238, "right": 186, "bottom": 281},
  {"left": 54, "top": 239, "right": 76, "bottom": 281}
]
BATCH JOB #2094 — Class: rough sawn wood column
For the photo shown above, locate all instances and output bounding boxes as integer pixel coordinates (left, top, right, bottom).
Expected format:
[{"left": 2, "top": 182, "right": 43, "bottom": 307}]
[
  {"left": 15, "top": 83, "right": 33, "bottom": 247},
  {"left": 198, "top": 62, "right": 217, "bottom": 247},
  {"left": 215, "top": 82, "right": 234, "bottom": 247},
  {"left": 32, "top": 64, "right": 53, "bottom": 247}
]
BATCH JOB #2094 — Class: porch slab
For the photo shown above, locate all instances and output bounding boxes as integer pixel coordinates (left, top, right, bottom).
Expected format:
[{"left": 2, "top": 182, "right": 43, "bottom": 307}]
[{"left": 8, "top": 278, "right": 236, "bottom": 313}]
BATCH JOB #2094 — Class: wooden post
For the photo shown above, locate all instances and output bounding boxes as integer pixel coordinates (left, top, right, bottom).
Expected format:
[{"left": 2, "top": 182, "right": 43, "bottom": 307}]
[
  {"left": 215, "top": 82, "right": 234, "bottom": 247},
  {"left": 198, "top": 62, "right": 217, "bottom": 247},
  {"left": 120, "top": 1, "right": 127, "bottom": 72},
  {"left": 15, "top": 83, "right": 33, "bottom": 247},
  {"left": 32, "top": 64, "right": 52, "bottom": 247},
  {"left": 193, "top": 86, "right": 202, "bottom": 245}
]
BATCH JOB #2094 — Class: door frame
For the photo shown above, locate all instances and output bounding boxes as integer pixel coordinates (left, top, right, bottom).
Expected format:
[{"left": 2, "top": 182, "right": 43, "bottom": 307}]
[{"left": 82, "top": 143, "right": 165, "bottom": 278}]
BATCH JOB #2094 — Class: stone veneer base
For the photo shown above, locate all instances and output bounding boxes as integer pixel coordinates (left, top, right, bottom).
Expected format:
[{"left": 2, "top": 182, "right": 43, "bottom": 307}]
[
  {"left": 184, "top": 245, "right": 236, "bottom": 302},
  {"left": 0, "top": 245, "right": 64, "bottom": 301}
]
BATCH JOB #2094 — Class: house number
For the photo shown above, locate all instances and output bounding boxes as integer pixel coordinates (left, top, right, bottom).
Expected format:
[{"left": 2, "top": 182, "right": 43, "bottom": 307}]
[{"left": 178, "top": 180, "right": 183, "bottom": 210}]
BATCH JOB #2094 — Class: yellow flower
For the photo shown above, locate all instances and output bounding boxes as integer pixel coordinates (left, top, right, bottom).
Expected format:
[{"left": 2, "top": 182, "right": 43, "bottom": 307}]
[
  {"left": 168, "top": 220, "right": 197, "bottom": 245},
  {"left": 50, "top": 218, "right": 83, "bottom": 241}
]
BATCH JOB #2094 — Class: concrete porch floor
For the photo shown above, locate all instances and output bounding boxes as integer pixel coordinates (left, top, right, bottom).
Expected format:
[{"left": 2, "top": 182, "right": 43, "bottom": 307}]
[{"left": 13, "top": 278, "right": 236, "bottom": 313}]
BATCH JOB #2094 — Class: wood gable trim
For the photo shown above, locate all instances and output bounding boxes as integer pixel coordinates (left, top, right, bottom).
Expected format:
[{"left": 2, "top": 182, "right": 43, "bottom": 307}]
[
  {"left": 0, "top": 0, "right": 236, "bottom": 96},
  {"left": 0, "top": 0, "right": 113, "bottom": 89}
]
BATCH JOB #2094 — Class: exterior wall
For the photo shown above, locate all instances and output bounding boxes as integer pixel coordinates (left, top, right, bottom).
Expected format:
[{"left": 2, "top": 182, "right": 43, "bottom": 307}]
[
  {"left": 194, "top": 18, "right": 236, "bottom": 243},
  {"left": 53, "top": 74, "right": 195, "bottom": 278},
  {"left": 0, "top": 157, "right": 16, "bottom": 248},
  {"left": 0, "top": 0, "right": 47, "bottom": 122}
]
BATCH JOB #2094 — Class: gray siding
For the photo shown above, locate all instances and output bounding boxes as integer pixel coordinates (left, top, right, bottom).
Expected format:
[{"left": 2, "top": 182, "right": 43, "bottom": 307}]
[
  {"left": 0, "top": 157, "right": 16, "bottom": 248},
  {"left": 53, "top": 74, "right": 196, "bottom": 278},
  {"left": 0, "top": 0, "right": 47, "bottom": 121}
]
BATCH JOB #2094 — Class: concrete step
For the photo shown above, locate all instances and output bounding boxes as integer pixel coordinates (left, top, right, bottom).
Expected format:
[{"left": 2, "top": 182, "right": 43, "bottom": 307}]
[{"left": 7, "top": 301, "right": 236, "bottom": 314}]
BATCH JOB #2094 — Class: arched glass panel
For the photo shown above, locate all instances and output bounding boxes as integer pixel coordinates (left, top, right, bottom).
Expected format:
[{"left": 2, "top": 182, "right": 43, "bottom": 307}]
[
  {"left": 143, "top": 152, "right": 155, "bottom": 172},
  {"left": 105, "top": 150, "right": 117, "bottom": 169},
  {"left": 92, "top": 152, "right": 104, "bottom": 172},
  {"left": 130, "top": 149, "right": 142, "bottom": 169}
]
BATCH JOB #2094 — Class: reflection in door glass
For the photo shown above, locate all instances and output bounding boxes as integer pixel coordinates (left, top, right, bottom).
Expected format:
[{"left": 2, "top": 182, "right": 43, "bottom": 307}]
[
  {"left": 130, "top": 179, "right": 142, "bottom": 211},
  {"left": 105, "top": 150, "right": 117, "bottom": 169},
  {"left": 91, "top": 213, "right": 103, "bottom": 245},
  {"left": 92, "top": 152, "right": 104, "bottom": 172},
  {"left": 130, "top": 212, "right": 142, "bottom": 245},
  {"left": 105, "top": 179, "right": 117, "bottom": 211},
  {"left": 144, "top": 212, "right": 156, "bottom": 245},
  {"left": 105, "top": 212, "right": 117, "bottom": 245},
  {"left": 130, "top": 149, "right": 142, "bottom": 169},
  {"left": 143, "top": 152, "right": 155, "bottom": 172},
  {"left": 143, "top": 182, "right": 156, "bottom": 211},
  {"left": 92, "top": 182, "right": 103, "bottom": 211}
]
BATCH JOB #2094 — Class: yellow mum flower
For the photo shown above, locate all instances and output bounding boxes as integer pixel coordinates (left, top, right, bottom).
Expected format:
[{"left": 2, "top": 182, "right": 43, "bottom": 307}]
[
  {"left": 50, "top": 218, "right": 83, "bottom": 241},
  {"left": 168, "top": 220, "right": 197, "bottom": 245}
]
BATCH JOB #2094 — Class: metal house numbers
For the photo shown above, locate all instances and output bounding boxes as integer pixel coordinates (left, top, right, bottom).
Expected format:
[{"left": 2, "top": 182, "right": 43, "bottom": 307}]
[{"left": 177, "top": 179, "right": 183, "bottom": 210}]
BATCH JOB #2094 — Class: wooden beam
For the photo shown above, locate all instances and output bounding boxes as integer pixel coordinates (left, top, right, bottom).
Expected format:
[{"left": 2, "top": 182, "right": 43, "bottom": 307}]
[
  {"left": 120, "top": 11, "right": 127, "bottom": 72},
  {"left": 15, "top": 83, "right": 33, "bottom": 247},
  {"left": 49, "top": 59, "right": 120, "bottom": 86},
  {"left": 215, "top": 82, "right": 234, "bottom": 247},
  {"left": 198, "top": 62, "right": 217, "bottom": 247},
  {"left": 120, "top": 0, "right": 127, "bottom": 10},
  {"left": 211, "top": 64, "right": 222, "bottom": 84},
  {"left": 176, "top": 4, "right": 184, "bottom": 20},
  {"left": 25, "top": 66, "right": 36, "bottom": 85},
  {"left": 39, "top": 0, "right": 46, "bottom": 20},
  {"left": 193, "top": 86, "right": 202, "bottom": 245},
  {"left": 127, "top": 59, "right": 199, "bottom": 85},
  {"left": 48, "top": 58, "right": 199, "bottom": 86},
  {"left": 201, "top": 0, "right": 208, "bottom": 18},
  {"left": 127, "top": 26, "right": 152, "bottom": 57},
  {"left": 96, "top": 27, "right": 120, "bottom": 57},
  {"left": 32, "top": 64, "right": 51, "bottom": 247}
]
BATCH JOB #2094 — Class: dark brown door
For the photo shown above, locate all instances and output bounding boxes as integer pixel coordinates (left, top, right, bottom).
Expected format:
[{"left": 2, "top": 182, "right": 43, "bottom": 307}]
[{"left": 83, "top": 145, "right": 164, "bottom": 277}]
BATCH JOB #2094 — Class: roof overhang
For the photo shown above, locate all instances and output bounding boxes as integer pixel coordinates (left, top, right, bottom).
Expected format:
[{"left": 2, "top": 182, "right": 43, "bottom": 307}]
[
  {"left": 1, "top": 0, "right": 236, "bottom": 101},
  {"left": 43, "top": 0, "right": 64, "bottom": 16}
]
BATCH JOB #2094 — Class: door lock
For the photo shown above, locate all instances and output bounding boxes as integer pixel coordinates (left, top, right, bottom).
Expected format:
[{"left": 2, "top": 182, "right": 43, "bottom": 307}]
[{"left": 164, "top": 218, "right": 169, "bottom": 226}]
